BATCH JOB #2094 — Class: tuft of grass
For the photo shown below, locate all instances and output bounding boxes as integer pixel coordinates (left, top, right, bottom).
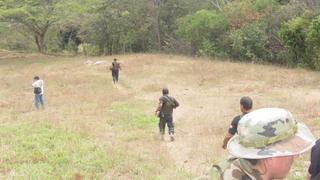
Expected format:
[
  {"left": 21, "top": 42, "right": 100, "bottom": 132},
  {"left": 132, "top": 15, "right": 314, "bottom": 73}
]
[
  {"left": 110, "top": 102, "right": 157, "bottom": 129},
  {"left": 0, "top": 122, "right": 112, "bottom": 179}
]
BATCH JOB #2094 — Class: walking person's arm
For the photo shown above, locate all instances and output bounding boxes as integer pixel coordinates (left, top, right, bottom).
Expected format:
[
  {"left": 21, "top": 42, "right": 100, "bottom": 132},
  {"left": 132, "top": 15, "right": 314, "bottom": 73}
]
[
  {"left": 222, "top": 117, "right": 238, "bottom": 149},
  {"left": 32, "top": 80, "right": 40, "bottom": 87},
  {"left": 222, "top": 133, "right": 234, "bottom": 149},
  {"left": 155, "top": 100, "right": 163, "bottom": 116},
  {"left": 173, "top": 98, "right": 179, "bottom": 108}
]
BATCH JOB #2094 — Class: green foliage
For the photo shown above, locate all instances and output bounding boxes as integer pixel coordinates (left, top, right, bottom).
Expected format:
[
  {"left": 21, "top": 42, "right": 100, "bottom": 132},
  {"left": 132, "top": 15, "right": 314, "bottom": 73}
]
[
  {"left": 307, "top": 15, "right": 320, "bottom": 70},
  {"left": 198, "top": 40, "right": 218, "bottom": 57},
  {"left": 280, "top": 16, "right": 310, "bottom": 66},
  {"left": 0, "top": 123, "right": 112, "bottom": 179},
  {"left": 0, "top": 0, "right": 62, "bottom": 52},
  {"left": 176, "top": 10, "right": 228, "bottom": 41},
  {"left": 176, "top": 10, "right": 228, "bottom": 56},
  {"left": 253, "top": 0, "right": 279, "bottom": 12},
  {"left": 1, "top": 0, "right": 320, "bottom": 70},
  {"left": 110, "top": 102, "right": 157, "bottom": 129},
  {"left": 79, "top": 0, "right": 155, "bottom": 55},
  {"left": 229, "top": 22, "right": 268, "bottom": 61},
  {"left": 307, "top": 15, "right": 320, "bottom": 47},
  {"left": 79, "top": 43, "right": 100, "bottom": 56},
  {"left": 223, "top": 0, "right": 259, "bottom": 29}
]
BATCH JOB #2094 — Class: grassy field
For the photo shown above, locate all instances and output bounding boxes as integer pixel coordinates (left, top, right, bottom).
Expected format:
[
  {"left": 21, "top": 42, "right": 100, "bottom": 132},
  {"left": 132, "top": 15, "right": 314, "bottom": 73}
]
[{"left": 0, "top": 53, "right": 320, "bottom": 179}]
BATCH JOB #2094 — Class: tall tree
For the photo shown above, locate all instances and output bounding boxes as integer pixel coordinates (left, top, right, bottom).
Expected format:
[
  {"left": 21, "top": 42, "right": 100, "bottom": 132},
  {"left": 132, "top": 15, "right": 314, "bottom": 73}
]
[
  {"left": 150, "top": 0, "right": 162, "bottom": 51},
  {"left": 0, "top": 0, "right": 64, "bottom": 53}
]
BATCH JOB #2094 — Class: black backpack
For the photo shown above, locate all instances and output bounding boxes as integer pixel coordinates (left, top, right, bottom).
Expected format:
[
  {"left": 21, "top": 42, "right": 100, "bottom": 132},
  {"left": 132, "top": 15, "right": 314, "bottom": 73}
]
[{"left": 34, "top": 87, "right": 42, "bottom": 94}]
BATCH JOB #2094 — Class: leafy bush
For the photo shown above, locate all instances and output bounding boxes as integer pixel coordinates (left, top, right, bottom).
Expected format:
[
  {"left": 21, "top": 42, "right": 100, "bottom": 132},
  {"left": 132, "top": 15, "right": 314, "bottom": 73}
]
[
  {"left": 280, "top": 17, "right": 308, "bottom": 66},
  {"left": 307, "top": 15, "right": 320, "bottom": 69},
  {"left": 229, "top": 22, "right": 268, "bottom": 61},
  {"left": 279, "top": 11, "right": 317, "bottom": 67},
  {"left": 78, "top": 43, "right": 100, "bottom": 56},
  {"left": 176, "top": 10, "right": 228, "bottom": 56}
]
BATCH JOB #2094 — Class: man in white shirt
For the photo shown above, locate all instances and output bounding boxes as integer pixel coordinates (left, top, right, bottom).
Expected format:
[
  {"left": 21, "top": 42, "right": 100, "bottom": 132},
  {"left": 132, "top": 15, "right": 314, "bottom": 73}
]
[{"left": 32, "top": 76, "right": 45, "bottom": 110}]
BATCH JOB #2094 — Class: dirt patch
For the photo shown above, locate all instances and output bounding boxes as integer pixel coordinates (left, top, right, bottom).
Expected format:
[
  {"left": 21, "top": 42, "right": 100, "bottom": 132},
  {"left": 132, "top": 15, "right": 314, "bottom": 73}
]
[{"left": 0, "top": 49, "right": 44, "bottom": 60}]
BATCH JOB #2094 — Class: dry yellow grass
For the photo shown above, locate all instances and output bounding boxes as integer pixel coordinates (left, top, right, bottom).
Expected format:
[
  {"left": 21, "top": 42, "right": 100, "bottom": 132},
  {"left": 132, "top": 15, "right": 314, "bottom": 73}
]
[{"left": 0, "top": 53, "right": 320, "bottom": 179}]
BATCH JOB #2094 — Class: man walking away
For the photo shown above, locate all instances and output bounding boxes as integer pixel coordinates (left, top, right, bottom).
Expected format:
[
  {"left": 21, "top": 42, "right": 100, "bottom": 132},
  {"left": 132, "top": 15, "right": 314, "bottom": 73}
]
[
  {"left": 109, "top": 58, "right": 121, "bottom": 84},
  {"left": 155, "top": 88, "right": 179, "bottom": 141},
  {"left": 222, "top": 96, "right": 252, "bottom": 149},
  {"left": 32, "top": 76, "right": 45, "bottom": 110}
]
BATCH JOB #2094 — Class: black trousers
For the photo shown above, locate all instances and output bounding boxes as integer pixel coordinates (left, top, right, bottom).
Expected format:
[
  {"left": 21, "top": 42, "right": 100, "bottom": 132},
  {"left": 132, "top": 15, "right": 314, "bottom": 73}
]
[
  {"left": 159, "top": 115, "right": 174, "bottom": 135},
  {"left": 112, "top": 70, "right": 119, "bottom": 83}
]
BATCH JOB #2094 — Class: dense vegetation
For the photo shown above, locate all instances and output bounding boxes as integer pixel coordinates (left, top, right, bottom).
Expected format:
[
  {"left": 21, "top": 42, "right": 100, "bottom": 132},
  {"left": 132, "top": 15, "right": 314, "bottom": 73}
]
[{"left": 1, "top": 0, "right": 320, "bottom": 69}]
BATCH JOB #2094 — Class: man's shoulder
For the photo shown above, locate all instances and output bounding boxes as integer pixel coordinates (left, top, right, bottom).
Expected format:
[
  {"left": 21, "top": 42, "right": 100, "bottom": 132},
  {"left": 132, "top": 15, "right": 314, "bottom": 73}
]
[
  {"left": 232, "top": 114, "right": 243, "bottom": 122},
  {"left": 159, "top": 96, "right": 166, "bottom": 101},
  {"left": 34, "top": 79, "right": 43, "bottom": 84},
  {"left": 168, "top": 95, "right": 176, "bottom": 100}
]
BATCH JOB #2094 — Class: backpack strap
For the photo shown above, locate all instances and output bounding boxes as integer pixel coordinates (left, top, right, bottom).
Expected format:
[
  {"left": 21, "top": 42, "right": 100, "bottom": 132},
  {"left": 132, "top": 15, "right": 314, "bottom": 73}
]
[
  {"left": 200, "top": 157, "right": 237, "bottom": 180},
  {"left": 238, "top": 159, "right": 263, "bottom": 180},
  {"left": 162, "top": 96, "right": 176, "bottom": 107}
]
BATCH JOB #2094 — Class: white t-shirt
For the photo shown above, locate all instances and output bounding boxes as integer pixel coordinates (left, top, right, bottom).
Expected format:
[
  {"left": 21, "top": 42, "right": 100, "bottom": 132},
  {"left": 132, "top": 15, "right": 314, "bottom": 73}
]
[{"left": 32, "top": 79, "right": 44, "bottom": 95}]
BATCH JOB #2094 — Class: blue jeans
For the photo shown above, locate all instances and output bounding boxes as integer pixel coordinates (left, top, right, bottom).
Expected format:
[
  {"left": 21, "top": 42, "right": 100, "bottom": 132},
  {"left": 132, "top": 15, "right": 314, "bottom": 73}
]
[{"left": 35, "top": 94, "right": 45, "bottom": 110}]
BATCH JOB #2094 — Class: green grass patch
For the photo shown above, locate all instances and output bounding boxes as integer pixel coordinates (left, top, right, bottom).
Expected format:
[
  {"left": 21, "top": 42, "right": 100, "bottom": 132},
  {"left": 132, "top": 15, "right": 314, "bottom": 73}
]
[
  {"left": 0, "top": 122, "right": 112, "bottom": 179},
  {"left": 110, "top": 102, "right": 157, "bottom": 129}
]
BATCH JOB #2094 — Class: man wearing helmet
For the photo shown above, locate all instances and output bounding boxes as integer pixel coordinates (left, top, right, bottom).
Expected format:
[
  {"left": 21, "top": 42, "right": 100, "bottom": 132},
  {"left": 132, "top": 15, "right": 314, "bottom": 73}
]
[
  {"left": 204, "top": 108, "right": 315, "bottom": 180},
  {"left": 155, "top": 88, "right": 179, "bottom": 141}
]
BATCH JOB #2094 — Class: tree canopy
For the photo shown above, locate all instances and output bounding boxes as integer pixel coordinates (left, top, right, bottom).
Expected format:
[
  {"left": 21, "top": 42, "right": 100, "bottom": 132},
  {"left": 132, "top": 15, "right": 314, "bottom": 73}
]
[{"left": 1, "top": 0, "right": 320, "bottom": 69}]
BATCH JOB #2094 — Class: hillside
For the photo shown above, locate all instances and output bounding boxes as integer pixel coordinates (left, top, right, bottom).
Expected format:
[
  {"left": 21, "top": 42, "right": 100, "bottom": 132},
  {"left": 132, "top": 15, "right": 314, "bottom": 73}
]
[{"left": 0, "top": 54, "right": 319, "bottom": 179}]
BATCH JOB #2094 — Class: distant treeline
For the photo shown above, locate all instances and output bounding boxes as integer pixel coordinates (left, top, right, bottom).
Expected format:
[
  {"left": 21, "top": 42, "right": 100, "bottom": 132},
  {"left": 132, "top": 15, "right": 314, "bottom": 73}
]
[{"left": 1, "top": 0, "right": 320, "bottom": 69}]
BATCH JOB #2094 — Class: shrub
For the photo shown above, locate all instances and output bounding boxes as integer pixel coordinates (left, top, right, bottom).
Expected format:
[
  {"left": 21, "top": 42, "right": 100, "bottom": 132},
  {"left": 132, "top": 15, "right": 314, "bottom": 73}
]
[
  {"left": 229, "top": 22, "right": 268, "bottom": 61},
  {"left": 79, "top": 43, "right": 100, "bottom": 56}
]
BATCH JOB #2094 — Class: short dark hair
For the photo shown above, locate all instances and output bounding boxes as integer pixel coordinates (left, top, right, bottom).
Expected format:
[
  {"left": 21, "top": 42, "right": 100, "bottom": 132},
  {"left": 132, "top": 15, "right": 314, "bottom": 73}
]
[
  {"left": 240, "top": 96, "right": 253, "bottom": 110},
  {"left": 113, "top": 58, "right": 117, "bottom": 61},
  {"left": 34, "top": 76, "right": 40, "bottom": 80},
  {"left": 162, "top": 88, "right": 169, "bottom": 95}
]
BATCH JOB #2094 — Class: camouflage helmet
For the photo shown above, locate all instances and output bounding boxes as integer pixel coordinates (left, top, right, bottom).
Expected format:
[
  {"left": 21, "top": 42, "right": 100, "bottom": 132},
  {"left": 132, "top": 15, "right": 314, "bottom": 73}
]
[{"left": 227, "top": 108, "right": 315, "bottom": 159}]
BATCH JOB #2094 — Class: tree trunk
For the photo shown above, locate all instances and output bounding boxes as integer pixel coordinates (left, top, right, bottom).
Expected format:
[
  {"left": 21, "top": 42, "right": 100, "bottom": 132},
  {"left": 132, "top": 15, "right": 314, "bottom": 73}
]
[
  {"left": 34, "top": 33, "right": 46, "bottom": 53},
  {"left": 33, "top": 22, "right": 49, "bottom": 53},
  {"left": 151, "top": 0, "right": 161, "bottom": 51}
]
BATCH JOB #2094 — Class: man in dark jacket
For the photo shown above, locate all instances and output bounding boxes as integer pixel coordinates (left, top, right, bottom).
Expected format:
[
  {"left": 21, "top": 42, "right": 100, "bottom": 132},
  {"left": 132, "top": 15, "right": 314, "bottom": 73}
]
[
  {"left": 155, "top": 88, "right": 179, "bottom": 141},
  {"left": 109, "top": 58, "right": 121, "bottom": 84}
]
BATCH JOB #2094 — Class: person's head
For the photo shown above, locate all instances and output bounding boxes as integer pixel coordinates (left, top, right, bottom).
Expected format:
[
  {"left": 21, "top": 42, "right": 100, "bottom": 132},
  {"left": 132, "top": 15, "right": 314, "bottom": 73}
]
[
  {"left": 227, "top": 108, "right": 315, "bottom": 179},
  {"left": 113, "top": 58, "right": 117, "bottom": 62},
  {"left": 33, "top": 76, "right": 40, "bottom": 81},
  {"left": 162, "top": 88, "right": 169, "bottom": 95},
  {"left": 240, "top": 96, "right": 252, "bottom": 113},
  {"left": 245, "top": 156, "right": 294, "bottom": 179}
]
